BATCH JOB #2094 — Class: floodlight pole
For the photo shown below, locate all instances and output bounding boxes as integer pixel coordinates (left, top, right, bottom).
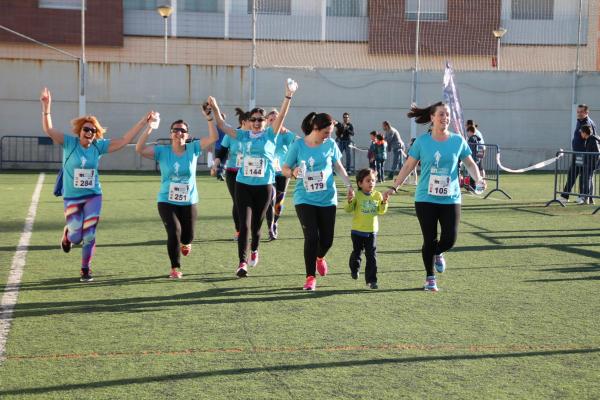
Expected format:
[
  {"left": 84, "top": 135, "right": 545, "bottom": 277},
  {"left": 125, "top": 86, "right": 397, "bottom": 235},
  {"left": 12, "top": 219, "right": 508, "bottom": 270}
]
[
  {"left": 157, "top": 5, "right": 173, "bottom": 64},
  {"left": 79, "top": 0, "right": 86, "bottom": 116},
  {"left": 409, "top": 0, "right": 421, "bottom": 139},
  {"left": 571, "top": 0, "right": 583, "bottom": 137},
  {"left": 492, "top": 27, "right": 507, "bottom": 71},
  {"left": 249, "top": 0, "right": 257, "bottom": 109}
]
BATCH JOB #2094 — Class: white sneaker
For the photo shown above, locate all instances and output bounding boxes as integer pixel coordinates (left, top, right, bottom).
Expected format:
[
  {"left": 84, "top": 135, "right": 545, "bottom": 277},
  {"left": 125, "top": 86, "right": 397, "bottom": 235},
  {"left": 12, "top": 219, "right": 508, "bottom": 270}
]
[
  {"left": 557, "top": 197, "right": 568, "bottom": 205},
  {"left": 575, "top": 197, "right": 585, "bottom": 205}
]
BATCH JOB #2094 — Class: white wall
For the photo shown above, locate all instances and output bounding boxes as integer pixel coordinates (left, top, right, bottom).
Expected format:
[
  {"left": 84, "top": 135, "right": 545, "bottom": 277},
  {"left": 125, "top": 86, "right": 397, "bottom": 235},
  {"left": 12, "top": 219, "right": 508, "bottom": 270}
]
[{"left": 1, "top": 59, "right": 598, "bottom": 170}]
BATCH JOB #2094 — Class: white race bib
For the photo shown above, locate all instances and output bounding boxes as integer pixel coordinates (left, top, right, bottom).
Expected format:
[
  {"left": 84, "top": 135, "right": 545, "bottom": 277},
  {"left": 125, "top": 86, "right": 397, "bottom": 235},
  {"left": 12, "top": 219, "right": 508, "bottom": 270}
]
[
  {"left": 168, "top": 182, "right": 189, "bottom": 202},
  {"left": 243, "top": 156, "right": 265, "bottom": 177},
  {"left": 428, "top": 174, "right": 451, "bottom": 196},
  {"left": 303, "top": 170, "right": 326, "bottom": 192},
  {"left": 73, "top": 168, "right": 96, "bottom": 189},
  {"left": 235, "top": 152, "right": 243, "bottom": 168}
]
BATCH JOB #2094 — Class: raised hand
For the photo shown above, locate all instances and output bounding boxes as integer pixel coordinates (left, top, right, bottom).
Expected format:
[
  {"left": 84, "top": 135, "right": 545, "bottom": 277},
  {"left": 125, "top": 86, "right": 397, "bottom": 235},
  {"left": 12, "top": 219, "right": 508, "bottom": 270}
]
[{"left": 40, "top": 87, "right": 51, "bottom": 111}]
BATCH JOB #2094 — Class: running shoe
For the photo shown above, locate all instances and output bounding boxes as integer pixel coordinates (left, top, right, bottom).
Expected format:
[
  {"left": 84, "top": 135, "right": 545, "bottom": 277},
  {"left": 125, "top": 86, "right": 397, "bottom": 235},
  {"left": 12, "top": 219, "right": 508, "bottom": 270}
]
[
  {"left": 576, "top": 196, "right": 585, "bottom": 205},
  {"left": 367, "top": 282, "right": 378, "bottom": 289},
  {"left": 303, "top": 275, "right": 316, "bottom": 291},
  {"left": 316, "top": 257, "right": 328, "bottom": 276},
  {"left": 61, "top": 226, "right": 72, "bottom": 253},
  {"left": 350, "top": 267, "right": 359, "bottom": 280},
  {"left": 169, "top": 268, "right": 183, "bottom": 279},
  {"left": 423, "top": 276, "right": 438, "bottom": 292},
  {"left": 181, "top": 244, "right": 192, "bottom": 256},
  {"left": 557, "top": 196, "right": 568, "bottom": 205},
  {"left": 434, "top": 254, "right": 446, "bottom": 273},
  {"left": 272, "top": 222, "right": 278, "bottom": 239},
  {"left": 268, "top": 230, "right": 276, "bottom": 241},
  {"left": 249, "top": 250, "right": 259, "bottom": 267},
  {"left": 80, "top": 269, "right": 94, "bottom": 282},
  {"left": 236, "top": 262, "right": 248, "bottom": 278}
]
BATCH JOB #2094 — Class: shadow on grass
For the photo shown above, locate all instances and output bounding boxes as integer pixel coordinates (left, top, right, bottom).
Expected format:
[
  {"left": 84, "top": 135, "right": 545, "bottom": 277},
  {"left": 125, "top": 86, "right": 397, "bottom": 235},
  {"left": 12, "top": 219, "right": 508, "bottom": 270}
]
[
  {"left": 1, "top": 347, "right": 598, "bottom": 396},
  {"left": 10, "top": 286, "right": 422, "bottom": 318}
]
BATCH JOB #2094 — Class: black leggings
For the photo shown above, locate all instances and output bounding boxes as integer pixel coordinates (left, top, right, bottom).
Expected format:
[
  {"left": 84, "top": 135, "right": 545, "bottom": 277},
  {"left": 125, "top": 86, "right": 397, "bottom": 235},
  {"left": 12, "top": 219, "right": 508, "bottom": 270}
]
[
  {"left": 295, "top": 204, "right": 337, "bottom": 277},
  {"left": 414, "top": 202, "right": 461, "bottom": 277},
  {"left": 266, "top": 174, "right": 290, "bottom": 228},
  {"left": 235, "top": 182, "right": 273, "bottom": 263},
  {"left": 157, "top": 202, "right": 197, "bottom": 268},
  {"left": 225, "top": 169, "right": 240, "bottom": 232}
]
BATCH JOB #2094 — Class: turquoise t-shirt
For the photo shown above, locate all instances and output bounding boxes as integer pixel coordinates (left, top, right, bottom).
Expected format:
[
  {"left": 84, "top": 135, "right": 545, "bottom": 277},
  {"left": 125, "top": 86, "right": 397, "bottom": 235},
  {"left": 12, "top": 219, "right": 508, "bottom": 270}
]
[
  {"left": 155, "top": 140, "right": 201, "bottom": 205},
  {"left": 220, "top": 134, "right": 242, "bottom": 170},
  {"left": 273, "top": 130, "right": 297, "bottom": 176},
  {"left": 409, "top": 132, "right": 471, "bottom": 204},
  {"left": 235, "top": 127, "right": 277, "bottom": 186},
  {"left": 284, "top": 137, "right": 342, "bottom": 207},
  {"left": 62, "top": 135, "right": 110, "bottom": 199}
]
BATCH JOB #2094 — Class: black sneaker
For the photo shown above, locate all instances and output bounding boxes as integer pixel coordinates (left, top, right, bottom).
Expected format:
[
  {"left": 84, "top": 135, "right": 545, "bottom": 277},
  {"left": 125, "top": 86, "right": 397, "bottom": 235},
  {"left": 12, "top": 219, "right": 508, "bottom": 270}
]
[
  {"left": 367, "top": 282, "right": 378, "bottom": 289},
  {"left": 350, "top": 268, "right": 359, "bottom": 280},
  {"left": 80, "top": 270, "right": 94, "bottom": 282},
  {"left": 61, "top": 226, "right": 72, "bottom": 253}
]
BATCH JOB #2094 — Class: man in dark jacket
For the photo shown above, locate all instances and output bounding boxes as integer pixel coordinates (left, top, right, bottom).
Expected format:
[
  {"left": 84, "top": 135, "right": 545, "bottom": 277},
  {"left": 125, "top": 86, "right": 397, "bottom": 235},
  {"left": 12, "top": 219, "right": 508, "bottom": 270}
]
[
  {"left": 580, "top": 125, "right": 600, "bottom": 204},
  {"left": 559, "top": 104, "right": 597, "bottom": 204},
  {"left": 335, "top": 112, "right": 355, "bottom": 173}
]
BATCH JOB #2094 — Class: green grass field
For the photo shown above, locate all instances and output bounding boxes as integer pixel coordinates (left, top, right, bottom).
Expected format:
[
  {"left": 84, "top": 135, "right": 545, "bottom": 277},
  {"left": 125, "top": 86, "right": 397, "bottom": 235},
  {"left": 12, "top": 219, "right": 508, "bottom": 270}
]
[{"left": 0, "top": 171, "right": 598, "bottom": 399}]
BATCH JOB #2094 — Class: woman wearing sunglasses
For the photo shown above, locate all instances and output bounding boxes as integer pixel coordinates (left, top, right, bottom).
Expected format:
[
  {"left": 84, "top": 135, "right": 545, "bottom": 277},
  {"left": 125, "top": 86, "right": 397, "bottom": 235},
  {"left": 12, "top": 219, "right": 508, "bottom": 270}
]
[
  {"left": 136, "top": 103, "right": 217, "bottom": 279},
  {"left": 208, "top": 79, "right": 297, "bottom": 278},
  {"left": 211, "top": 108, "right": 252, "bottom": 241},
  {"left": 40, "top": 87, "right": 153, "bottom": 282}
]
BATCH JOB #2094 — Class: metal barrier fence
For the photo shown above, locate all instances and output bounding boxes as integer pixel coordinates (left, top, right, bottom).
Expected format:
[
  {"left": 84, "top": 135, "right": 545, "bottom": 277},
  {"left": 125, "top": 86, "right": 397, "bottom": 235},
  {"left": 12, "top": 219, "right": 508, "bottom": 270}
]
[
  {"left": 0, "top": 135, "right": 62, "bottom": 169},
  {"left": 478, "top": 144, "right": 511, "bottom": 199},
  {"left": 546, "top": 150, "right": 600, "bottom": 214}
]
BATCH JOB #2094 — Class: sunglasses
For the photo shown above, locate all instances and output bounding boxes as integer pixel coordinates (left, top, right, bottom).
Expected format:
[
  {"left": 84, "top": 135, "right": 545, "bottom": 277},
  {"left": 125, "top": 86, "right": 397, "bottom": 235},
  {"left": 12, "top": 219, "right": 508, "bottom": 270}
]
[
  {"left": 249, "top": 117, "right": 266, "bottom": 123},
  {"left": 171, "top": 128, "right": 188, "bottom": 133},
  {"left": 82, "top": 126, "right": 97, "bottom": 134}
]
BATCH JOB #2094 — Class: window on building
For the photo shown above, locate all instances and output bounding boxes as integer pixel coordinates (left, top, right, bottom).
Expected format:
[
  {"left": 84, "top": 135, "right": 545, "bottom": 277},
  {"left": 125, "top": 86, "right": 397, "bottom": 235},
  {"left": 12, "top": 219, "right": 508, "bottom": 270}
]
[
  {"left": 511, "top": 0, "right": 554, "bottom": 20},
  {"left": 247, "top": 0, "right": 291, "bottom": 15},
  {"left": 123, "top": 0, "right": 158, "bottom": 10},
  {"left": 39, "top": 0, "right": 85, "bottom": 10},
  {"left": 405, "top": 0, "right": 447, "bottom": 21},
  {"left": 327, "top": 0, "right": 366, "bottom": 17},
  {"left": 179, "top": 0, "right": 219, "bottom": 12}
]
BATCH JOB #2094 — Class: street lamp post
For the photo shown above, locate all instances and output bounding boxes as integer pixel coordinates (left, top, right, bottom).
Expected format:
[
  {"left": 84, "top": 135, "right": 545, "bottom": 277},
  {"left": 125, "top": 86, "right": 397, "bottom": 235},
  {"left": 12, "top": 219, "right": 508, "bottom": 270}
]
[
  {"left": 492, "top": 27, "right": 507, "bottom": 71},
  {"left": 157, "top": 5, "right": 173, "bottom": 64}
]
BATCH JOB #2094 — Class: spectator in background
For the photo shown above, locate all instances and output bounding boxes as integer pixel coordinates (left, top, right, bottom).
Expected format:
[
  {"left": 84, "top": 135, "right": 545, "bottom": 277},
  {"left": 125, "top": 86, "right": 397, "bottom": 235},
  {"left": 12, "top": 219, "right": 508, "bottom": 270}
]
[
  {"left": 383, "top": 121, "right": 404, "bottom": 180},
  {"left": 367, "top": 131, "right": 377, "bottom": 171},
  {"left": 335, "top": 112, "right": 355, "bottom": 173},
  {"left": 466, "top": 125, "right": 485, "bottom": 192},
  {"left": 559, "top": 104, "right": 597, "bottom": 205},
  {"left": 374, "top": 133, "right": 387, "bottom": 182},
  {"left": 580, "top": 125, "right": 600, "bottom": 205},
  {"left": 466, "top": 119, "right": 484, "bottom": 144}
]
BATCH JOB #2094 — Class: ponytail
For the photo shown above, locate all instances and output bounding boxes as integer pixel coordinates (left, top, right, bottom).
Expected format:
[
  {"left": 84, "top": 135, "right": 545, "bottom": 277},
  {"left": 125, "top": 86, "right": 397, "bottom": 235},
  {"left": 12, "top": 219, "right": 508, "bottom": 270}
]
[
  {"left": 301, "top": 112, "right": 333, "bottom": 135},
  {"left": 407, "top": 101, "right": 446, "bottom": 125}
]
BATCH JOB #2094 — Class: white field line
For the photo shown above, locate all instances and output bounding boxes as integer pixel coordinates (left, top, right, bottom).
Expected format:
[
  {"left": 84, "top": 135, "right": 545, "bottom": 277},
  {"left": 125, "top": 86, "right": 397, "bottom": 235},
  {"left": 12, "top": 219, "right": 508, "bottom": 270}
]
[{"left": 0, "top": 173, "right": 45, "bottom": 362}]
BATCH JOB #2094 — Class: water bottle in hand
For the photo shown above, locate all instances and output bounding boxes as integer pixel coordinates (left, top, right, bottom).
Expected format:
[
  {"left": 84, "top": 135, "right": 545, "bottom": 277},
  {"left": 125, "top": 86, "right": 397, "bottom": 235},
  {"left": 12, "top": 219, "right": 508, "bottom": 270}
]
[
  {"left": 287, "top": 78, "right": 298, "bottom": 92},
  {"left": 474, "top": 179, "right": 485, "bottom": 195},
  {"left": 297, "top": 160, "right": 306, "bottom": 179},
  {"left": 150, "top": 112, "right": 160, "bottom": 130}
]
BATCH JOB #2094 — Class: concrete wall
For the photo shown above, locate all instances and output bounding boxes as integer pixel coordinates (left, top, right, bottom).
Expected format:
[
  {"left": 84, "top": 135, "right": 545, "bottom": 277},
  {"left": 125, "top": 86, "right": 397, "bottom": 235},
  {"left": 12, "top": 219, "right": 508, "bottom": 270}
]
[{"left": 1, "top": 59, "right": 598, "bottom": 170}]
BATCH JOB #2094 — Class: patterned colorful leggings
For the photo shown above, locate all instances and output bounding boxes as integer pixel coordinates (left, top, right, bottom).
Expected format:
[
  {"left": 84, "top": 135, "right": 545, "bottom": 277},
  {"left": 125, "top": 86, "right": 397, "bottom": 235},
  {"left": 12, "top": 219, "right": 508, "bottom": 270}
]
[{"left": 64, "top": 195, "right": 102, "bottom": 269}]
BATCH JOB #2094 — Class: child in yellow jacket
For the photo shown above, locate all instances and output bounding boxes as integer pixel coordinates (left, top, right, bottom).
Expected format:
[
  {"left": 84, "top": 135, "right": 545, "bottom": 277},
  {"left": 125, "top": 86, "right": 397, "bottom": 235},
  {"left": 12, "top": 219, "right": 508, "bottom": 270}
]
[{"left": 344, "top": 168, "right": 388, "bottom": 289}]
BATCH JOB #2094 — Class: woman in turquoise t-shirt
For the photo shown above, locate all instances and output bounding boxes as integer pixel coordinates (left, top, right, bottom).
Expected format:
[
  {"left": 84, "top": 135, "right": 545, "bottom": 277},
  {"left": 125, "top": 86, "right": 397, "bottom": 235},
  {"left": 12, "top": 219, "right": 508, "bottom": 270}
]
[
  {"left": 384, "top": 102, "right": 484, "bottom": 292},
  {"left": 282, "top": 112, "right": 355, "bottom": 291},
  {"left": 40, "top": 87, "right": 152, "bottom": 282},
  {"left": 136, "top": 104, "right": 217, "bottom": 279},
  {"left": 211, "top": 108, "right": 252, "bottom": 240},
  {"left": 265, "top": 108, "right": 297, "bottom": 241},
  {"left": 209, "top": 79, "right": 297, "bottom": 278}
]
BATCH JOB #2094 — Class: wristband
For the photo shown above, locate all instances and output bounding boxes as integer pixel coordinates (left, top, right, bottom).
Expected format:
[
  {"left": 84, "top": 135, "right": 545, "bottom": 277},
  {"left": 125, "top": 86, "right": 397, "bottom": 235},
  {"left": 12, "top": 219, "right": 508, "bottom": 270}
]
[
  {"left": 285, "top": 96, "right": 292, "bottom": 100},
  {"left": 43, "top": 112, "right": 50, "bottom": 115},
  {"left": 388, "top": 186, "right": 398, "bottom": 193},
  {"left": 207, "top": 118, "right": 214, "bottom": 121}
]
